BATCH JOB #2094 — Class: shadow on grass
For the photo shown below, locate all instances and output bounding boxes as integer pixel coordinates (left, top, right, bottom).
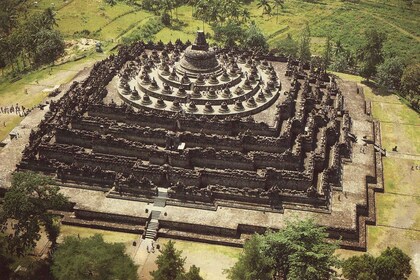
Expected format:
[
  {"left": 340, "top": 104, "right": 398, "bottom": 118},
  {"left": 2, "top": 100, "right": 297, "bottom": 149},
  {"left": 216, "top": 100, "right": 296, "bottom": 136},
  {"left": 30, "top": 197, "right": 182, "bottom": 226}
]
[
  {"left": 170, "top": 19, "right": 188, "bottom": 31},
  {"left": 361, "top": 80, "right": 393, "bottom": 97},
  {"left": 362, "top": 80, "right": 419, "bottom": 112}
]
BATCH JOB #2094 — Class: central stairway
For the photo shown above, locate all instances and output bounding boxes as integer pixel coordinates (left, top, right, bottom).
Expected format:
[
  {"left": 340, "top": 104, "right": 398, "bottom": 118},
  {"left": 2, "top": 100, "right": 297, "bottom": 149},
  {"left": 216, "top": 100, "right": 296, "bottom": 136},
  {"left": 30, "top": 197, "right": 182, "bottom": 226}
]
[
  {"left": 143, "top": 188, "right": 168, "bottom": 240},
  {"left": 145, "top": 210, "right": 160, "bottom": 240}
]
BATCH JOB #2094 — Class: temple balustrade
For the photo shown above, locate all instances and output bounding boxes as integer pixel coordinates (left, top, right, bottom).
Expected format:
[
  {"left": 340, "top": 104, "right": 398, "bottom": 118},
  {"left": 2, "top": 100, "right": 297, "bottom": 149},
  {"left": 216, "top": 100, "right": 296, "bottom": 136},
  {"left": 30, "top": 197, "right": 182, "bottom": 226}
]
[{"left": 87, "top": 104, "right": 279, "bottom": 136}]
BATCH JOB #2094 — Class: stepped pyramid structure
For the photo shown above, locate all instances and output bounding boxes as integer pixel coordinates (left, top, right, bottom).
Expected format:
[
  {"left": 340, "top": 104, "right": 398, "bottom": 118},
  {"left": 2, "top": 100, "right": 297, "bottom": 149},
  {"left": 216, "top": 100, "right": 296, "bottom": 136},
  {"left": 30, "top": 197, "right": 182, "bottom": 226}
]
[{"left": 18, "top": 32, "right": 383, "bottom": 249}]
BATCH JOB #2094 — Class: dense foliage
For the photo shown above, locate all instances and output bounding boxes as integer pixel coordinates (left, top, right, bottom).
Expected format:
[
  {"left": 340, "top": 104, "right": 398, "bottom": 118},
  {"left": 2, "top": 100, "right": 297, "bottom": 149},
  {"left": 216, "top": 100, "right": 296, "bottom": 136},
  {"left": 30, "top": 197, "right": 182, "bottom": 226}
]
[
  {"left": 0, "top": 171, "right": 68, "bottom": 255},
  {"left": 342, "top": 247, "right": 412, "bottom": 280},
  {"left": 377, "top": 57, "right": 405, "bottom": 90},
  {"left": 226, "top": 219, "right": 339, "bottom": 280},
  {"left": 298, "top": 22, "right": 311, "bottom": 63},
  {"left": 51, "top": 234, "right": 138, "bottom": 280},
  {"left": 0, "top": 2, "right": 65, "bottom": 73},
  {"left": 357, "top": 28, "right": 387, "bottom": 81},
  {"left": 400, "top": 63, "right": 420, "bottom": 105},
  {"left": 243, "top": 22, "right": 269, "bottom": 51},
  {"left": 225, "top": 234, "right": 273, "bottom": 280},
  {"left": 122, "top": 17, "right": 164, "bottom": 44},
  {"left": 274, "top": 33, "right": 298, "bottom": 56}
]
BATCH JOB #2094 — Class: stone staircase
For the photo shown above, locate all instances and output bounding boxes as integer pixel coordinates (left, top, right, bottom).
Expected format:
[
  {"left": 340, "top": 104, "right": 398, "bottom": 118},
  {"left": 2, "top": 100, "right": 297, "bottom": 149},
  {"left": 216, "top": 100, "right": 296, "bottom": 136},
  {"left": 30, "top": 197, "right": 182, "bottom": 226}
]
[
  {"left": 144, "top": 188, "right": 168, "bottom": 240},
  {"left": 144, "top": 210, "right": 160, "bottom": 240},
  {"left": 154, "top": 188, "right": 168, "bottom": 207}
]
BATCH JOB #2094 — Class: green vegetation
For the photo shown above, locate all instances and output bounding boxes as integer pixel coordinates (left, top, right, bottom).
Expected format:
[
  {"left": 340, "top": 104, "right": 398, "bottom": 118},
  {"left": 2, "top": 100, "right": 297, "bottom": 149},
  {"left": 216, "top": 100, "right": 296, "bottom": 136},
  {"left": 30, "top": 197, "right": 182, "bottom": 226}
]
[
  {"left": 298, "top": 22, "right": 311, "bottom": 62},
  {"left": 357, "top": 28, "right": 386, "bottom": 81},
  {"left": 0, "top": 236, "right": 54, "bottom": 280},
  {"left": 342, "top": 247, "right": 412, "bottom": 280},
  {"left": 377, "top": 57, "right": 405, "bottom": 90},
  {"left": 0, "top": 3, "right": 65, "bottom": 73},
  {"left": 0, "top": 171, "right": 69, "bottom": 255},
  {"left": 0, "top": 234, "right": 14, "bottom": 279},
  {"left": 122, "top": 17, "right": 164, "bottom": 44},
  {"left": 274, "top": 33, "right": 298, "bottom": 56},
  {"left": 1, "top": 0, "right": 418, "bottom": 101},
  {"left": 225, "top": 234, "right": 273, "bottom": 280},
  {"left": 226, "top": 219, "right": 339, "bottom": 280},
  {"left": 19, "top": 0, "right": 418, "bottom": 61},
  {"left": 151, "top": 240, "right": 204, "bottom": 280},
  {"left": 51, "top": 234, "right": 138, "bottom": 280},
  {"left": 401, "top": 63, "right": 420, "bottom": 107}
]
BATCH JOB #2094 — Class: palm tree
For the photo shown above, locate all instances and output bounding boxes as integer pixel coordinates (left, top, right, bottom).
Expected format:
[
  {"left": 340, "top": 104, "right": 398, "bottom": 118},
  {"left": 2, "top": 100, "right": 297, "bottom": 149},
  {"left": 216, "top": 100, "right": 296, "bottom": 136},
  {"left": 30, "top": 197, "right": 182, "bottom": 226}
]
[
  {"left": 160, "top": 0, "right": 174, "bottom": 19},
  {"left": 189, "top": 0, "right": 198, "bottom": 17},
  {"left": 257, "top": 0, "right": 272, "bottom": 18},
  {"left": 240, "top": 9, "right": 251, "bottom": 23},
  {"left": 272, "top": 0, "right": 284, "bottom": 23},
  {"left": 195, "top": 0, "right": 211, "bottom": 30}
]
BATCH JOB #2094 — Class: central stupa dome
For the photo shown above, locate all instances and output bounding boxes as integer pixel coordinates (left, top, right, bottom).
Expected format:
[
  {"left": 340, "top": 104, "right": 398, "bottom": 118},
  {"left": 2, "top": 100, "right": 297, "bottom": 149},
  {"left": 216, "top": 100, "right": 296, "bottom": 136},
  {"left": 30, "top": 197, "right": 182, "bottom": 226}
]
[{"left": 176, "top": 31, "right": 222, "bottom": 77}]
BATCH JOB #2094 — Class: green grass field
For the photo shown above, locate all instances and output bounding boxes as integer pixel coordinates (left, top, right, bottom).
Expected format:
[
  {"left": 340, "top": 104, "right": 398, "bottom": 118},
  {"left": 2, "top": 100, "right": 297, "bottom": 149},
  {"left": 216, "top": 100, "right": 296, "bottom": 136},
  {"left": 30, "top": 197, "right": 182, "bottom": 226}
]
[
  {"left": 26, "top": 0, "right": 420, "bottom": 61},
  {"left": 59, "top": 225, "right": 138, "bottom": 244}
]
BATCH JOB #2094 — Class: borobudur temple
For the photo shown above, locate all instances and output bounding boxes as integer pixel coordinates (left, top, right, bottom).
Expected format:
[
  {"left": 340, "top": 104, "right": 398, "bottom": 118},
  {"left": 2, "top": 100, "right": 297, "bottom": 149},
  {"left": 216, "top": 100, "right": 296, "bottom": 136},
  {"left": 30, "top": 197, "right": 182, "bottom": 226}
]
[{"left": 18, "top": 32, "right": 384, "bottom": 250}]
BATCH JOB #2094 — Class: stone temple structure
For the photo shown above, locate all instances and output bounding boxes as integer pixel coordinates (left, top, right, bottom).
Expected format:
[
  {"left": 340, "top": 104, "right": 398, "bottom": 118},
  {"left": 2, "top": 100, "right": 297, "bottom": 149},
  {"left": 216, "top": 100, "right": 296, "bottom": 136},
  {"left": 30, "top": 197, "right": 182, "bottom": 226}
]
[
  {"left": 18, "top": 32, "right": 384, "bottom": 249},
  {"left": 120, "top": 31, "right": 280, "bottom": 117}
]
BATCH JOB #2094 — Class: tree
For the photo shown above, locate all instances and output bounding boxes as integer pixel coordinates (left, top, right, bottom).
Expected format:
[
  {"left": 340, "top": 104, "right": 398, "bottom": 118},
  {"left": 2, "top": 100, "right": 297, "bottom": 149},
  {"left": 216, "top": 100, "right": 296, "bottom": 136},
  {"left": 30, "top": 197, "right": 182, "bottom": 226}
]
[
  {"left": 323, "top": 35, "right": 332, "bottom": 69},
  {"left": 275, "top": 33, "right": 298, "bottom": 56},
  {"left": 342, "top": 254, "right": 377, "bottom": 280},
  {"left": 0, "top": 235, "right": 13, "bottom": 279},
  {"left": 264, "top": 219, "right": 339, "bottom": 280},
  {"left": 194, "top": 0, "right": 214, "bottom": 24},
  {"left": 0, "top": 171, "right": 69, "bottom": 255},
  {"left": 357, "top": 28, "right": 386, "bottom": 81},
  {"left": 38, "top": 8, "right": 58, "bottom": 29},
  {"left": 33, "top": 29, "right": 65, "bottom": 65},
  {"left": 0, "top": 6, "right": 64, "bottom": 72},
  {"left": 151, "top": 241, "right": 204, "bottom": 280},
  {"left": 212, "top": 21, "right": 245, "bottom": 47},
  {"left": 401, "top": 63, "right": 420, "bottom": 98},
  {"left": 225, "top": 234, "right": 273, "bottom": 280},
  {"left": 374, "top": 247, "right": 411, "bottom": 280},
  {"left": 257, "top": 0, "right": 272, "bottom": 17},
  {"left": 51, "top": 234, "right": 137, "bottom": 280},
  {"left": 104, "top": 0, "right": 117, "bottom": 6},
  {"left": 342, "top": 247, "right": 412, "bottom": 280},
  {"left": 244, "top": 22, "right": 268, "bottom": 51},
  {"left": 272, "top": 0, "right": 284, "bottom": 23},
  {"left": 160, "top": 0, "right": 174, "bottom": 20},
  {"left": 330, "top": 39, "right": 356, "bottom": 72},
  {"left": 151, "top": 240, "right": 186, "bottom": 280},
  {"left": 376, "top": 57, "right": 405, "bottom": 90},
  {"left": 184, "top": 265, "right": 204, "bottom": 280},
  {"left": 0, "top": 0, "right": 30, "bottom": 36},
  {"left": 298, "top": 22, "right": 311, "bottom": 63},
  {"left": 194, "top": 0, "right": 248, "bottom": 26},
  {"left": 188, "top": 0, "right": 198, "bottom": 16},
  {"left": 226, "top": 219, "right": 339, "bottom": 280}
]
